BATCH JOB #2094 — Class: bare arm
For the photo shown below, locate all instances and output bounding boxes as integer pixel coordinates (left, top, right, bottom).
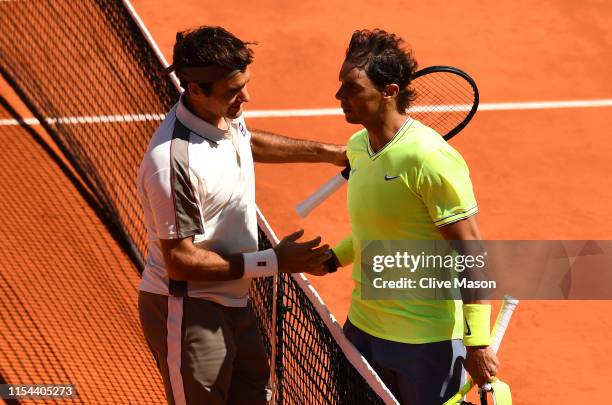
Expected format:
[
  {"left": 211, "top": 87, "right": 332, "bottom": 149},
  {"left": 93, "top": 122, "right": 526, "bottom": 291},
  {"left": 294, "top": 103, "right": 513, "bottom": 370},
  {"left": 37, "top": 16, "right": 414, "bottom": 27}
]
[
  {"left": 160, "top": 237, "right": 244, "bottom": 281},
  {"left": 439, "top": 215, "right": 499, "bottom": 386},
  {"left": 438, "top": 214, "right": 485, "bottom": 305},
  {"left": 250, "top": 129, "right": 348, "bottom": 166},
  {"left": 438, "top": 214, "right": 482, "bottom": 240},
  {"left": 159, "top": 230, "right": 333, "bottom": 282}
]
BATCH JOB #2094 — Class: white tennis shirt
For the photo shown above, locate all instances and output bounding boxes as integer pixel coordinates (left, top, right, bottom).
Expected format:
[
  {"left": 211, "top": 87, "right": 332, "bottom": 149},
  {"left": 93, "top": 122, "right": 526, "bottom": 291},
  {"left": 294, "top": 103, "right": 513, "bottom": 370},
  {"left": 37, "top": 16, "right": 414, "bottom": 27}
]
[{"left": 136, "top": 96, "right": 258, "bottom": 306}]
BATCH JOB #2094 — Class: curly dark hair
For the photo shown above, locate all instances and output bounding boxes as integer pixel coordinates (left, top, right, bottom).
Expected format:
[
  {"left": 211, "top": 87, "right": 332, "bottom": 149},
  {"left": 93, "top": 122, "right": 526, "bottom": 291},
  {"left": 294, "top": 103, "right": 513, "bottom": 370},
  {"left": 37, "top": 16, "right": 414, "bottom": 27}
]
[
  {"left": 345, "top": 29, "right": 418, "bottom": 112},
  {"left": 170, "top": 26, "right": 255, "bottom": 94}
]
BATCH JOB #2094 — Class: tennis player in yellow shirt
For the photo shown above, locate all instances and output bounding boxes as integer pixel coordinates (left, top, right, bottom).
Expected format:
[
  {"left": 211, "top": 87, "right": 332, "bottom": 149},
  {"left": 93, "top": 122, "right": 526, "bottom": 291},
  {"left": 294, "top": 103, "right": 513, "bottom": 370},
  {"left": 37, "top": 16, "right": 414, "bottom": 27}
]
[{"left": 328, "top": 29, "right": 499, "bottom": 404}]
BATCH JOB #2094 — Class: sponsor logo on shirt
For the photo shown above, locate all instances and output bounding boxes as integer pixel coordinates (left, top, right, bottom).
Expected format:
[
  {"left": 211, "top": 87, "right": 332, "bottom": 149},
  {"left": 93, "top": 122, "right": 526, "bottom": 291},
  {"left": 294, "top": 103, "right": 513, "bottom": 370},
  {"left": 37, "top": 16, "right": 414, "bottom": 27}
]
[{"left": 238, "top": 122, "right": 248, "bottom": 137}]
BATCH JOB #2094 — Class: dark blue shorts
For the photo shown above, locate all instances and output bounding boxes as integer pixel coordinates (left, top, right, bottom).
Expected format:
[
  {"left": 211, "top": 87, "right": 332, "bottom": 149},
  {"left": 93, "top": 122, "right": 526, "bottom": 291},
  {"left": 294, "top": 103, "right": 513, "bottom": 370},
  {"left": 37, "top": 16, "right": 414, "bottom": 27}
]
[{"left": 343, "top": 319, "right": 466, "bottom": 405}]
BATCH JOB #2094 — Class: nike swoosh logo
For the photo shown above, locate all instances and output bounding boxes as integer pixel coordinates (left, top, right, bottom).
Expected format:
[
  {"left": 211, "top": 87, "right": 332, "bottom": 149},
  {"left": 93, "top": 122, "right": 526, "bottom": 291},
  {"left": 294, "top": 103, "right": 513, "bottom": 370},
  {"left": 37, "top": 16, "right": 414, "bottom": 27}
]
[
  {"left": 384, "top": 174, "right": 401, "bottom": 181},
  {"left": 465, "top": 319, "right": 472, "bottom": 336}
]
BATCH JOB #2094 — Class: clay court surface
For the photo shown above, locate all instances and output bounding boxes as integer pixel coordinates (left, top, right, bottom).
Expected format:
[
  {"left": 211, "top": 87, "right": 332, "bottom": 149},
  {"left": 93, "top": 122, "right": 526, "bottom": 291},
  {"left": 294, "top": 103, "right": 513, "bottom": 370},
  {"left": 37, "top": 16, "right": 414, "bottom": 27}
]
[
  {"left": 2, "top": 0, "right": 612, "bottom": 403},
  {"left": 133, "top": 1, "right": 612, "bottom": 402}
]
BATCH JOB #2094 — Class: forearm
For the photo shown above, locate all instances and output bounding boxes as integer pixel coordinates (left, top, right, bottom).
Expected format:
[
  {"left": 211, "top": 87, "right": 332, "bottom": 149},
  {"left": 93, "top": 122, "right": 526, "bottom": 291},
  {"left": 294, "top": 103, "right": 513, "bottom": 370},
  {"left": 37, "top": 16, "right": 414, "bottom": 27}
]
[
  {"left": 166, "top": 245, "right": 245, "bottom": 281},
  {"left": 250, "top": 129, "right": 344, "bottom": 164},
  {"left": 450, "top": 239, "right": 491, "bottom": 303},
  {"left": 455, "top": 243, "right": 492, "bottom": 346},
  {"left": 438, "top": 217, "right": 494, "bottom": 339}
]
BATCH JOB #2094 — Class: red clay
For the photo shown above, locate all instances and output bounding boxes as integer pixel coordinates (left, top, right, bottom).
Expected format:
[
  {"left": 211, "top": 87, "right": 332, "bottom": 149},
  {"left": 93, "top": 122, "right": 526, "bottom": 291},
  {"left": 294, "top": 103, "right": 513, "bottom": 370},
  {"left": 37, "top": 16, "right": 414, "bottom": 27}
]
[
  {"left": 0, "top": 100, "right": 165, "bottom": 403},
  {"left": 1, "top": 1, "right": 609, "bottom": 403},
  {"left": 132, "top": 1, "right": 612, "bottom": 403}
]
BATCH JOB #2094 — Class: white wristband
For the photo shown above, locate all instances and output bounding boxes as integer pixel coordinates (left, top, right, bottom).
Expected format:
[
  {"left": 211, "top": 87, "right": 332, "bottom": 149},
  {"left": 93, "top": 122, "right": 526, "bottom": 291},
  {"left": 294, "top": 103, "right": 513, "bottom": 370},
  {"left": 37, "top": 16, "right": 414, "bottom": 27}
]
[{"left": 242, "top": 249, "right": 278, "bottom": 278}]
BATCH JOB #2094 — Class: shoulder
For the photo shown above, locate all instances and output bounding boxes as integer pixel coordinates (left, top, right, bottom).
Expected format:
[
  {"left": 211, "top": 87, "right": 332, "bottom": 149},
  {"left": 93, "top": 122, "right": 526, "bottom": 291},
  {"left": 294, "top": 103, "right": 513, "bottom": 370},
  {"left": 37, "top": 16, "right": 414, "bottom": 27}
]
[
  {"left": 382, "top": 120, "right": 439, "bottom": 171},
  {"left": 405, "top": 120, "right": 446, "bottom": 156},
  {"left": 347, "top": 128, "right": 369, "bottom": 152},
  {"left": 401, "top": 120, "right": 467, "bottom": 167},
  {"left": 421, "top": 144, "right": 469, "bottom": 176},
  {"left": 416, "top": 141, "right": 472, "bottom": 191},
  {"left": 139, "top": 108, "right": 179, "bottom": 176}
]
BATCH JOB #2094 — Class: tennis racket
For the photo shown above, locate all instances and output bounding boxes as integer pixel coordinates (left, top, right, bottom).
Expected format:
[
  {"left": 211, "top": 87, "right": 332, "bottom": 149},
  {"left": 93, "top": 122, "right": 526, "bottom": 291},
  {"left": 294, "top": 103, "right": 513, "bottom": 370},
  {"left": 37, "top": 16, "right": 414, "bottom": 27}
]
[
  {"left": 296, "top": 65, "right": 479, "bottom": 218},
  {"left": 442, "top": 295, "right": 519, "bottom": 405}
]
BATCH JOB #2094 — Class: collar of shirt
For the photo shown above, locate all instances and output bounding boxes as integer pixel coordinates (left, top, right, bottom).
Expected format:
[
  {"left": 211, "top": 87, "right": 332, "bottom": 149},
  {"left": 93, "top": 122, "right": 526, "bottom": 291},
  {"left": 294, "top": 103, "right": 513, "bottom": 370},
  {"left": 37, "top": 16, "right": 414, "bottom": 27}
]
[{"left": 176, "top": 96, "right": 231, "bottom": 144}]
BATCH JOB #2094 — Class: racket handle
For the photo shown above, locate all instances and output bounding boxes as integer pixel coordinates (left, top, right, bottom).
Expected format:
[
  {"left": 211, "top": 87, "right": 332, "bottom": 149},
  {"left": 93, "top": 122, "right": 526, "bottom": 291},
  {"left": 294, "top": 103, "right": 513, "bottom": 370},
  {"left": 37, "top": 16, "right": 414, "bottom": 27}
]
[
  {"left": 480, "top": 389, "right": 488, "bottom": 405},
  {"left": 296, "top": 167, "right": 350, "bottom": 218},
  {"left": 442, "top": 296, "right": 519, "bottom": 405},
  {"left": 480, "top": 295, "right": 519, "bottom": 394},
  {"left": 490, "top": 295, "right": 519, "bottom": 354}
]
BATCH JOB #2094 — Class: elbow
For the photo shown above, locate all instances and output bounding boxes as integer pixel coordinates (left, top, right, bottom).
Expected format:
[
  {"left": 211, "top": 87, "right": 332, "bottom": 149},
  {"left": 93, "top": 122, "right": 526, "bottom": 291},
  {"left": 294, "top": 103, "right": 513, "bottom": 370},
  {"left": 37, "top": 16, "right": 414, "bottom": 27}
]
[
  {"left": 167, "top": 266, "right": 188, "bottom": 281},
  {"left": 164, "top": 251, "right": 190, "bottom": 281}
]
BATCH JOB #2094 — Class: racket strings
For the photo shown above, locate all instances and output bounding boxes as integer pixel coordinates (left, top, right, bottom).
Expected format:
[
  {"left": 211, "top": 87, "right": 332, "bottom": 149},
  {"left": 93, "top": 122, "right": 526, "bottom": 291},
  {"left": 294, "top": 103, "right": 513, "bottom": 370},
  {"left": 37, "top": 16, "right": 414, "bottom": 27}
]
[
  {"left": 407, "top": 70, "right": 477, "bottom": 138},
  {"left": 416, "top": 82, "right": 467, "bottom": 107},
  {"left": 415, "top": 75, "right": 474, "bottom": 106},
  {"left": 420, "top": 77, "right": 470, "bottom": 102}
]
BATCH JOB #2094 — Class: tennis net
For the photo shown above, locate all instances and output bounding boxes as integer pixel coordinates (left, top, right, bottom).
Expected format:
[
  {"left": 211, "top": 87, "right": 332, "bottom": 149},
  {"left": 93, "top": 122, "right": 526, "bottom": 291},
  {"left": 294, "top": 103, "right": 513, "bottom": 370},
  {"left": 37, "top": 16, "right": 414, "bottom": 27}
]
[{"left": 0, "top": 1, "right": 394, "bottom": 404}]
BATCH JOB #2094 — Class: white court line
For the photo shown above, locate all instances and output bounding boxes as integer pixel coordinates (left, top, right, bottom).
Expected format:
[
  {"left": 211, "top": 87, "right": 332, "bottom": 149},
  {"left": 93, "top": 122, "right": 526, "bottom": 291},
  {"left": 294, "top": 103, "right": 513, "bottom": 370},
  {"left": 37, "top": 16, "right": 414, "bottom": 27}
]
[
  {"left": 245, "top": 98, "right": 612, "bottom": 117},
  {"left": 0, "top": 113, "right": 167, "bottom": 126},
  {"left": 1, "top": 99, "right": 612, "bottom": 126},
  {"left": 477, "top": 99, "right": 612, "bottom": 111}
]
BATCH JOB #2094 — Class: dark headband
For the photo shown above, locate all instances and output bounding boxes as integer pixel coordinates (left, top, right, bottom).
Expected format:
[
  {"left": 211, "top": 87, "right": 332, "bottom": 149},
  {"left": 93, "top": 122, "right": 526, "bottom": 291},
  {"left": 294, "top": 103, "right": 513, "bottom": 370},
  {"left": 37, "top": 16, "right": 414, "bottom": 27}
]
[{"left": 163, "top": 64, "right": 240, "bottom": 82}]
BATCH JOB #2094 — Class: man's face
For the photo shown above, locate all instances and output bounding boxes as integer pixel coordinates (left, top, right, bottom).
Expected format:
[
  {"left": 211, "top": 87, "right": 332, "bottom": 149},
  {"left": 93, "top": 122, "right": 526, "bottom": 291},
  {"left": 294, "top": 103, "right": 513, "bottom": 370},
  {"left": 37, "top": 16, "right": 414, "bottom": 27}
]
[
  {"left": 198, "top": 67, "right": 252, "bottom": 120},
  {"left": 335, "top": 61, "right": 382, "bottom": 125}
]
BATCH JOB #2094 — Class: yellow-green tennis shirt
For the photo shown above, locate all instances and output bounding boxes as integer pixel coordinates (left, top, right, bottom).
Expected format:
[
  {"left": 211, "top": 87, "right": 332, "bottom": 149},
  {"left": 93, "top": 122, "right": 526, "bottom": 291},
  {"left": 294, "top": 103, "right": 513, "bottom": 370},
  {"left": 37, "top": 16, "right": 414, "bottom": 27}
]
[{"left": 333, "top": 118, "right": 478, "bottom": 344}]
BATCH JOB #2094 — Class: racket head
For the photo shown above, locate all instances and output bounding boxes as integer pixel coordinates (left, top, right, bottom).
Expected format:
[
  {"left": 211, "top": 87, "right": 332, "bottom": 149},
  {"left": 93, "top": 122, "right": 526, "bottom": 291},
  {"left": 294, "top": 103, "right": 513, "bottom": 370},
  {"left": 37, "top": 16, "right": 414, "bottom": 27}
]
[{"left": 409, "top": 65, "right": 480, "bottom": 141}]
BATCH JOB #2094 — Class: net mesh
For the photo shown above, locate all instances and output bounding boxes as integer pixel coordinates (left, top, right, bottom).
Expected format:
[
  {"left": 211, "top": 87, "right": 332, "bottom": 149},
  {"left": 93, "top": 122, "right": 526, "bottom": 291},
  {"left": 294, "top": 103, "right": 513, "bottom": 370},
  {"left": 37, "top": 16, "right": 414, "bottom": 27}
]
[
  {"left": 0, "top": 1, "right": 388, "bottom": 404},
  {"left": 0, "top": 96, "right": 166, "bottom": 404},
  {"left": 275, "top": 275, "right": 386, "bottom": 404}
]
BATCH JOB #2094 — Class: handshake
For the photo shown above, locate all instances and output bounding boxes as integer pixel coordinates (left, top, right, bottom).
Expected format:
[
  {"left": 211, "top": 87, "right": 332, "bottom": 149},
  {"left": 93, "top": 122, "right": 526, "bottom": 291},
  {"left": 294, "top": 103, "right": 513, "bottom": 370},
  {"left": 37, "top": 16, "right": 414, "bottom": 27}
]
[{"left": 273, "top": 229, "right": 339, "bottom": 276}]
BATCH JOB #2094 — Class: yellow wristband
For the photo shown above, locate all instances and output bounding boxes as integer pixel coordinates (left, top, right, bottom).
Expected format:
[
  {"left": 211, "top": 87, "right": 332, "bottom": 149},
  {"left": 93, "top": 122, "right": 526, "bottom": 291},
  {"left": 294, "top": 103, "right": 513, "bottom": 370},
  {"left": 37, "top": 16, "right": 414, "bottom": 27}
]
[{"left": 463, "top": 304, "right": 491, "bottom": 346}]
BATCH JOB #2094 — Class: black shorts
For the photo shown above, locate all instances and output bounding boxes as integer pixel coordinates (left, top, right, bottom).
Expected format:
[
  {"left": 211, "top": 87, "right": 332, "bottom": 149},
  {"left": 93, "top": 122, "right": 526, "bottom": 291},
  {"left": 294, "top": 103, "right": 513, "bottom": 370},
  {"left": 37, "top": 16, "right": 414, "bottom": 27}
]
[{"left": 344, "top": 319, "right": 466, "bottom": 405}]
